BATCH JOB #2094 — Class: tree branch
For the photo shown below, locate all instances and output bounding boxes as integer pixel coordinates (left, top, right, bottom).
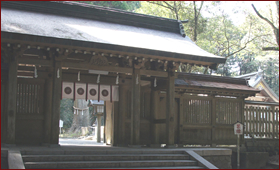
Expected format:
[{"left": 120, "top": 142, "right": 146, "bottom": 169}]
[
  {"left": 262, "top": 47, "right": 279, "bottom": 51},
  {"left": 252, "top": 4, "right": 278, "bottom": 31},
  {"left": 147, "top": 1, "right": 173, "bottom": 10}
]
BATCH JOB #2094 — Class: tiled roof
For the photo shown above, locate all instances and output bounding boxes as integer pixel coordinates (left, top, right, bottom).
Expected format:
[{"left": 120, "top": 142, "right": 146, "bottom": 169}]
[
  {"left": 176, "top": 73, "right": 259, "bottom": 93},
  {"left": 1, "top": 1, "right": 226, "bottom": 66}
]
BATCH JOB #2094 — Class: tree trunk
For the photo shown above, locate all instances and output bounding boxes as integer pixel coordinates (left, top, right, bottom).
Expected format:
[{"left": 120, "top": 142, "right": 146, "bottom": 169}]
[{"left": 68, "top": 99, "right": 90, "bottom": 134}]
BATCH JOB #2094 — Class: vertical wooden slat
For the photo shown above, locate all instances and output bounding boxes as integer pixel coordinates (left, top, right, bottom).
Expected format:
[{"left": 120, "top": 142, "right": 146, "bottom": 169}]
[
  {"left": 21, "top": 84, "right": 24, "bottom": 113},
  {"left": 261, "top": 107, "right": 264, "bottom": 137},
  {"left": 254, "top": 107, "right": 258, "bottom": 137},
  {"left": 269, "top": 107, "right": 272, "bottom": 138},
  {"left": 18, "top": 84, "right": 21, "bottom": 114},
  {"left": 250, "top": 106, "right": 253, "bottom": 137},
  {"left": 34, "top": 85, "right": 37, "bottom": 113},
  {"left": 189, "top": 100, "right": 192, "bottom": 124},
  {"left": 272, "top": 106, "right": 275, "bottom": 139},
  {"left": 211, "top": 95, "right": 216, "bottom": 147},
  {"left": 245, "top": 106, "right": 248, "bottom": 136},
  {"left": 28, "top": 84, "right": 31, "bottom": 113},
  {"left": 265, "top": 108, "right": 269, "bottom": 138},
  {"left": 25, "top": 84, "right": 29, "bottom": 114},
  {"left": 276, "top": 108, "right": 279, "bottom": 138},
  {"left": 30, "top": 84, "right": 34, "bottom": 114}
]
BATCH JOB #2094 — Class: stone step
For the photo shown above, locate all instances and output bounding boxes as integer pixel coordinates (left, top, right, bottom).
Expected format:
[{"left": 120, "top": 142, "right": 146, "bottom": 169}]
[
  {"left": 21, "top": 150, "right": 186, "bottom": 155},
  {"left": 22, "top": 154, "right": 189, "bottom": 162},
  {"left": 81, "top": 166, "right": 204, "bottom": 169},
  {"left": 24, "top": 160, "right": 198, "bottom": 169}
]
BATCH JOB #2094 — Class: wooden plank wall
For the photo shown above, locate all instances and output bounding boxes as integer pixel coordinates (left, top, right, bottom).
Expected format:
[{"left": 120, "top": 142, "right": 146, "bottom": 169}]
[
  {"left": 122, "top": 85, "right": 151, "bottom": 145},
  {"left": 244, "top": 106, "right": 279, "bottom": 139},
  {"left": 15, "top": 78, "right": 45, "bottom": 144},
  {"left": 1, "top": 72, "right": 8, "bottom": 143},
  {"left": 178, "top": 95, "right": 243, "bottom": 146},
  {"left": 180, "top": 96, "right": 212, "bottom": 145}
]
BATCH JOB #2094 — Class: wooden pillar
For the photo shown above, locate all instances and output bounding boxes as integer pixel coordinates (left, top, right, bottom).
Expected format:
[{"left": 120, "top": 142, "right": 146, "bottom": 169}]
[
  {"left": 211, "top": 95, "right": 216, "bottom": 147},
  {"left": 105, "top": 101, "right": 114, "bottom": 145},
  {"left": 43, "top": 70, "right": 53, "bottom": 145},
  {"left": 1, "top": 74, "right": 8, "bottom": 144},
  {"left": 239, "top": 97, "right": 245, "bottom": 144},
  {"left": 166, "top": 67, "right": 175, "bottom": 146},
  {"left": 97, "top": 114, "right": 103, "bottom": 143},
  {"left": 50, "top": 60, "right": 62, "bottom": 144},
  {"left": 118, "top": 84, "right": 127, "bottom": 145},
  {"left": 6, "top": 54, "right": 18, "bottom": 144},
  {"left": 131, "top": 67, "right": 141, "bottom": 145},
  {"left": 113, "top": 101, "right": 119, "bottom": 146},
  {"left": 150, "top": 87, "right": 159, "bottom": 144}
]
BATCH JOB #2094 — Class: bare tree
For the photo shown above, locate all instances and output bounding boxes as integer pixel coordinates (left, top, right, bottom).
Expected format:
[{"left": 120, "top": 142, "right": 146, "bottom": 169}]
[{"left": 252, "top": 2, "right": 279, "bottom": 51}]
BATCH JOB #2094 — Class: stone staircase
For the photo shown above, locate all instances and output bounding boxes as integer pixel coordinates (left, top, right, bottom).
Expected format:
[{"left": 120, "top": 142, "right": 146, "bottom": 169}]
[{"left": 21, "top": 150, "right": 205, "bottom": 169}]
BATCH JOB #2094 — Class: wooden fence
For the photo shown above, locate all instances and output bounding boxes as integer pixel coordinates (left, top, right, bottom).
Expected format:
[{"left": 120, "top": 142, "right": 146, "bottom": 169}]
[{"left": 244, "top": 105, "right": 279, "bottom": 139}]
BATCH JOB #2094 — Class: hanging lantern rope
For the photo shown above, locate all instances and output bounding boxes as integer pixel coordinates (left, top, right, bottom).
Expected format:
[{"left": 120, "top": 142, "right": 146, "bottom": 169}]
[
  {"left": 116, "top": 74, "right": 119, "bottom": 85},
  {"left": 136, "top": 74, "right": 139, "bottom": 84},
  {"left": 34, "top": 65, "right": 38, "bottom": 78},
  {"left": 78, "top": 71, "right": 80, "bottom": 81},
  {"left": 57, "top": 68, "right": 60, "bottom": 78},
  {"left": 97, "top": 74, "right": 100, "bottom": 83}
]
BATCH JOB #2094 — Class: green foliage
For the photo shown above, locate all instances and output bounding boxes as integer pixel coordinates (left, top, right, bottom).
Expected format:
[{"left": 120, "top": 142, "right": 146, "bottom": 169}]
[
  {"left": 74, "top": 1, "right": 279, "bottom": 96},
  {"left": 60, "top": 99, "right": 74, "bottom": 129},
  {"left": 78, "top": 1, "right": 141, "bottom": 11}
]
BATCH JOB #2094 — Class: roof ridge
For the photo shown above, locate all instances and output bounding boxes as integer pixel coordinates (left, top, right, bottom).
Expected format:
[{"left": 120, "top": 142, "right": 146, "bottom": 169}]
[{"left": 59, "top": 1, "right": 177, "bottom": 22}]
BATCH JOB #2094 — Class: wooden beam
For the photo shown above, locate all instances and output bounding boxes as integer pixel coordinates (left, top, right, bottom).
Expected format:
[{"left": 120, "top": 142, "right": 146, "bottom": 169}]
[
  {"left": 61, "top": 72, "right": 116, "bottom": 85},
  {"left": 18, "top": 58, "right": 52, "bottom": 66},
  {"left": 6, "top": 55, "right": 18, "bottom": 144},
  {"left": 140, "top": 69, "right": 168, "bottom": 77},
  {"left": 50, "top": 60, "right": 62, "bottom": 144},
  {"left": 131, "top": 68, "right": 141, "bottom": 145},
  {"left": 166, "top": 70, "right": 175, "bottom": 146},
  {"left": 62, "top": 62, "right": 132, "bottom": 74}
]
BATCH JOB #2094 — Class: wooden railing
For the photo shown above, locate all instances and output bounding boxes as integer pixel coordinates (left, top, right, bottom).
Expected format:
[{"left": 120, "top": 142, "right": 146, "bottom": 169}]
[{"left": 244, "top": 104, "right": 279, "bottom": 139}]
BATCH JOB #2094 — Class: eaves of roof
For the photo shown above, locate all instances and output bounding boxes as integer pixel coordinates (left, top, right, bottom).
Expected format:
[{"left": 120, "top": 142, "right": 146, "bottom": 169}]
[
  {"left": 1, "top": 1, "right": 226, "bottom": 66},
  {"left": 1, "top": 31, "right": 226, "bottom": 67},
  {"left": 178, "top": 73, "right": 248, "bottom": 85}
]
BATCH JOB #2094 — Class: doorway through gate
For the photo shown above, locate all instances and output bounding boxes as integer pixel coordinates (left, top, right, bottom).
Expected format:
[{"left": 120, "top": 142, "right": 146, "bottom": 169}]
[{"left": 58, "top": 99, "right": 107, "bottom": 146}]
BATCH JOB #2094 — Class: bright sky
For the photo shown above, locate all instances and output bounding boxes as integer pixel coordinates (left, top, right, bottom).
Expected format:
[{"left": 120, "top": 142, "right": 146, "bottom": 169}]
[{"left": 201, "top": 1, "right": 276, "bottom": 26}]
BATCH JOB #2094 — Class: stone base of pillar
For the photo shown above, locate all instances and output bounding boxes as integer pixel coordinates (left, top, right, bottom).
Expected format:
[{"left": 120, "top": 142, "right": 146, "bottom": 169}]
[
  {"left": 49, "top": 144, "right": 60, "bottom": 148},
  {"left": 149, "top": 144, "right": 162, "bottom": 148},
  {"left": 165, "top": 144, "right": 177, "bottom": 148},
  {"left": 177, "top": 144, "right": 184, "bottom": 148},
  {"left": 4, "top": 144, "right": 16, "bottom": 147},
  {"left": 128, "top": 145, "right": 143, "bottom": 148},
  {"left": 42, "top": 143, "right": 51, "bottom": 147},
  {"left": 211, "top": 143, "right": 217, "bottom": 147}
]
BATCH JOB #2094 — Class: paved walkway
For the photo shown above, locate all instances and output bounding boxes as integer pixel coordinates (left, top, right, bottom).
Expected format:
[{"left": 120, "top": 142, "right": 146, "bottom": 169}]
[{"left": 59, "top": 138, "right": 107, "bottom": 146}]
